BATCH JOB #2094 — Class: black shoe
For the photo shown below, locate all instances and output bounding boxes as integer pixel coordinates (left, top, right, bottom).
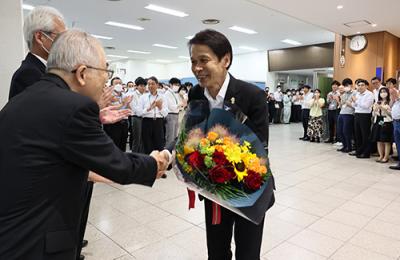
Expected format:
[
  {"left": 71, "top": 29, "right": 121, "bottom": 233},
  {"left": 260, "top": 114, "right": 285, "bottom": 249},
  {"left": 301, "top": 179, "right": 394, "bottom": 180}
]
[
  {"left": 302, "top": 137, "right": 310, "bottom": 141},
  {"left": 310, "top": 138, "right": 315, "bottom": 143},
  {"left": 389, "top": 165, "right": 400, "bottom": 170},
  {"left": 391, "top": 156, "right": 399, "bottom": 161},
  {"left": 82, "top": 240, "right": 88, "bottom": 248},
  {"left": 316, "top": 138, "right": 320, "bottom": 143},
  {"left": 80, "top": 255, "right": 85, "bottom": 260},
  {"left": 299, "top": 137, "right": 304, "bottom": 140},
  {"left": 356, "top": 154, "right": 370, "bottom": 159},
  {"left": 349, "top": 152, "right": 358, "bottom": 156},
  {"left": 324, "top": 139, "right": 333, "bottom": 143}
]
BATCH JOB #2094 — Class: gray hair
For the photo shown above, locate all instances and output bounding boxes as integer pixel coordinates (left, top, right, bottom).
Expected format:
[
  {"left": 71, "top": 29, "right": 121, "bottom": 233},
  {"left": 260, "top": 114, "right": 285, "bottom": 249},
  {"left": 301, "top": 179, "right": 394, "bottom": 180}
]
[
  {"left": 47, "top": 29, "right": 103, "bottom": 72},
  {"left": 23, "top": 6, "right": 65, "bottom": 50}
]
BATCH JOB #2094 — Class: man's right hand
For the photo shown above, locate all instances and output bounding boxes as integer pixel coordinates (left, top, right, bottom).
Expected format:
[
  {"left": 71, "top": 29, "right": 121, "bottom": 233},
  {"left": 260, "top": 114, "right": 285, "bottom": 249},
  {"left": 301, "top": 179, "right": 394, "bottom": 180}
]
[{"left": 150, "top": 150, "right": 169, "bottom": 178}]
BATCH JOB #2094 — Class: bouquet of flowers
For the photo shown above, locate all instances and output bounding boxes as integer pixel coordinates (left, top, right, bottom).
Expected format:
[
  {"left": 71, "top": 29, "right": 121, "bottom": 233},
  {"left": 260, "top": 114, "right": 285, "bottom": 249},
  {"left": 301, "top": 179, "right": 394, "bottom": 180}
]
[{"left": 174, "top": 100, "right": 274, "bottom": 224}]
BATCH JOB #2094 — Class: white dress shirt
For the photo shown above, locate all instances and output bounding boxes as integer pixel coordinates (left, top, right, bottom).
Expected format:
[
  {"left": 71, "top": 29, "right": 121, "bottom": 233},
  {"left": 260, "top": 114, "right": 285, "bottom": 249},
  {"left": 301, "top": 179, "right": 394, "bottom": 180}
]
[
  {"left": 301, "top": 92, "right": 314, "bottom": 109},
  {"left": 273, "top": 91, "right": 283, "bottom": 102},
  {"left": 164, "top": 88, "right": 180, "bottom": 114},
  {"left": 129, "top": 90, "right": 143, "bottom": 116},
  {"left": 137, "top": 91, "right": 169, "bottom": 118},
  {"left": 204, "top": 73, "right": 230, "bottom": 110},
  {"left": 353, "top": 90, "right": 374, "bottom": 114}
]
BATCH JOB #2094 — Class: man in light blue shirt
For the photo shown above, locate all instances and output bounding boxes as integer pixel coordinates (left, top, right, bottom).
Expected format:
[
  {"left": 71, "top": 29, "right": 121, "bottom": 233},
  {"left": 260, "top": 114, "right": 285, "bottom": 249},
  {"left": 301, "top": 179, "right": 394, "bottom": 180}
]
[{"left": 390, "top": 93, "right": 400, "bottom": 170}]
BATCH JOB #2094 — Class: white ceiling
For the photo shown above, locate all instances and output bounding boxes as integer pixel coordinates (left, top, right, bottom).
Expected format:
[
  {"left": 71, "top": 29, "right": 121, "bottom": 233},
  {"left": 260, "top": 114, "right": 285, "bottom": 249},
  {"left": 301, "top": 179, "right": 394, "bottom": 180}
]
[
  {"left": 249, "top": 0, "right": 400, "bottom": 38},
  {"left": 24, "top": 0, "right": 335, "bottom": 63}
]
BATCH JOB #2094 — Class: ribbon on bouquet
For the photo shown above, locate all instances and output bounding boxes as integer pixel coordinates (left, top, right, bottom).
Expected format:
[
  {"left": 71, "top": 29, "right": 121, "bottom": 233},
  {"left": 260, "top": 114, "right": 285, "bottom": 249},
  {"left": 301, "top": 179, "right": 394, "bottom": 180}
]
[{"left": 187, "top": 188, "right": 221, "bottom": 225}]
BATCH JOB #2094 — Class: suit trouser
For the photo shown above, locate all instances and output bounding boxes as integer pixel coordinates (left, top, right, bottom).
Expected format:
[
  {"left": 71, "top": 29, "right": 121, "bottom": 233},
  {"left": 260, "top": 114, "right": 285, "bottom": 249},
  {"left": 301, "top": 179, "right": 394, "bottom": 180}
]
[
  {"left": 104, "top": 120, "right": 129, "bottom": 152},
  {"left": 129, "top": 116, "right": 143, "bottom": 153},
  {"left": 337, "top": 114, "right": 354, "bottom": 151},
  {"left": 273, "top": 102, "right": 283, "bottom": 123},
  {"left": 354, "top": 113, "right": 372, "bottom": 156},
  {"left": 327, "top": 110, "right": 338, "bottom": 141},
  {"left": 393, "top": 120, "right": 400, "bottom": 165},
  {"left": 165, "top": 113, "right": 179, "bottom": 148},
  {"left": 142, "top": 118, "right": 165, "bottom": 154},
  {"left": 76, "top": 181, "right": 94, "bottom": 260},
  {"left": 301, "top": 109, "right": 310, "bottom": 138},
  {"left": 204, "top": 199, "right": 264, "bottom": 260}
]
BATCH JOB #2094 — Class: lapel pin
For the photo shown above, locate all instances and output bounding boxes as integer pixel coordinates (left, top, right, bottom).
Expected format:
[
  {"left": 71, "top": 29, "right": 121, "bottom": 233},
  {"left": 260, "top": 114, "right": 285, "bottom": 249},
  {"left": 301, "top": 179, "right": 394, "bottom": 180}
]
[{"left": 231, "top": 97, "right": 235, "bottom": 105}]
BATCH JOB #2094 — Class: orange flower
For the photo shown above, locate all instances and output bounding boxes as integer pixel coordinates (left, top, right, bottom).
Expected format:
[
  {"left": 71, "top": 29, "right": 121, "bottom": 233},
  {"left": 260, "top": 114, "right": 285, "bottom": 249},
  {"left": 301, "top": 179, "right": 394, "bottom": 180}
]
[
  {"left": 214, "top": 145, "right": 224, "bottom": 153},
  {"left": 207, "top": 131, "right": 218, "bottom": 142},
  {"left": 200, "top": 138, "right": 209, "bottom": 147}
]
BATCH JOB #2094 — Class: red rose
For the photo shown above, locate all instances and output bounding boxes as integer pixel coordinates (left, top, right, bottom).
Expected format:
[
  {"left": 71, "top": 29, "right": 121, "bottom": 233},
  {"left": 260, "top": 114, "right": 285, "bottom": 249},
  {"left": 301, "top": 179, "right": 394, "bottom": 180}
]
[
  {"left": 187, "top": 151, "right": 204, "bottom": 169},
  {"left": 212, "top": 151, "right": 229, "bottom": 165},
  {"left": 244, "top": 171, "right": 263, "bottom": 190},
  {"left": 209, "top": 165, "right": 234, "bottom": 184}
]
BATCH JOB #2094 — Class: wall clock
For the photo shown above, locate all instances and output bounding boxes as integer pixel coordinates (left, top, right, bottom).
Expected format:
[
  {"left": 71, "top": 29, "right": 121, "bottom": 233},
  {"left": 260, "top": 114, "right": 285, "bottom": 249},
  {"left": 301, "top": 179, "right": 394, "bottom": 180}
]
[{"left": 350, "top": 35, "right": 367, "bottom": 52}]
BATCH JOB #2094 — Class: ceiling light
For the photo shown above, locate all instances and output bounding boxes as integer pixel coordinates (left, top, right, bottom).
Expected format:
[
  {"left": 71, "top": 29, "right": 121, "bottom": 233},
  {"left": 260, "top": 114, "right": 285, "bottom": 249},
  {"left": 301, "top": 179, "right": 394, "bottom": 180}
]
[
  {"left": 336, "top": 5, "right": 343, "bottom": 9},
  {"left": 92, "top": 34, "right": 113, "bottom": 40},
  {"left": 22, "top": 4, "right": 34, "bottom": 10},
  {"left": 107, "top": 54, "right": 128, "bottom": 59},
  {"left": 229, "top": 26, "right": 257, "bottom": 35},
  {"left": 239, "top": 46, "right": 259, "bottom": 51},
  {"left": 281, "top": 39, "right": 302, "bottom": 46},
  {"left": 202, "top": 19, "right": 220, "bottom": 25},
  {"left": 153, "top": 43, "right": 178, "bottom": 49},
  {"left": 127, "top": 50, "right": 151, "bottom": 54},
  {"left": 155, "top": 59, "right": 172, "bottom": 63},
  {"left": 185, "top": 35, "right": 194, "bottom": 40},
  {"left": 105, "top": 21, "right": 144, "bottom": 30},
  {"left": 178, "top": 56, "right": 190, "bottom": 59},
  {"left": 357, "top": 31, "right": 361, "bottom": 34},
  {"left": 145, "top": 4, "right": 188, "bottom": 17},
  {"left": 371, "top": 23, "right": 377, "bottom": 27}
]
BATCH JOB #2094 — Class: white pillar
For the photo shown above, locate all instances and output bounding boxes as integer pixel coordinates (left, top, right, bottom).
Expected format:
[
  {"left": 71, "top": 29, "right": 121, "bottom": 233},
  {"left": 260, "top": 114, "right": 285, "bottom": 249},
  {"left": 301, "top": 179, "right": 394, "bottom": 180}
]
[{"left": 0, "top": 0, "right": 25, "bottom": 109}]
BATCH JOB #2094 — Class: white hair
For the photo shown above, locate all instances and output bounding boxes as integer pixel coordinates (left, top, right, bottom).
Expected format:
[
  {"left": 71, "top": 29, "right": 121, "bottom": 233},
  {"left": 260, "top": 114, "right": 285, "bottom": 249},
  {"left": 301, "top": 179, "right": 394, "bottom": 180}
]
[
  {"left": 23, "top": 6, "right": 65, "bottom": 50},
  {"left": 47, "top": 29, "right": 104, "bottom": 72}
]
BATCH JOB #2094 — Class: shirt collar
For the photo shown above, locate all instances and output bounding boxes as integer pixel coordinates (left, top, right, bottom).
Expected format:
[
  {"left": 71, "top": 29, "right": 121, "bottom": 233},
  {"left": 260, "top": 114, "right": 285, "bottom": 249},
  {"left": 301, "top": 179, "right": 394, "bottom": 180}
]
[
  {"left": 204, "top": 73, "right": 230, "bottom": 103},
  {"left": 32, "top": 53, "right": 47, "bottom": 66}
]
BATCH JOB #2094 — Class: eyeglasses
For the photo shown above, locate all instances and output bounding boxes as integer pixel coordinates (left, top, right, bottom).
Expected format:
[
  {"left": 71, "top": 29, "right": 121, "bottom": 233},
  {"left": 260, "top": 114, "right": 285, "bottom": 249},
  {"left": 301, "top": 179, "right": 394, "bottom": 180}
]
[{"left": 71, "top": 65, "right": 114, "bottom": 79}]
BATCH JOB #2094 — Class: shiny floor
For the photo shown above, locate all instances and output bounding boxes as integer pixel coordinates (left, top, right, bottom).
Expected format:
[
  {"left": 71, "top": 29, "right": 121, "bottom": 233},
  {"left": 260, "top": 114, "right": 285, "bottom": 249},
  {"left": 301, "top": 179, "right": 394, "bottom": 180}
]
[{"left": 83, "top": 123, "right": 400, "bottom": 260}]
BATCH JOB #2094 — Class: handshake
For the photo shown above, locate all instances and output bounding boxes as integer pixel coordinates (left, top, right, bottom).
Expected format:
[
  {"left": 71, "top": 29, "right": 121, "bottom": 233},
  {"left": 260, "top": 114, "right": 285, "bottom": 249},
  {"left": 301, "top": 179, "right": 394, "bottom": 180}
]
[{"left": 150, "top": 149, "right": 173, "bottom": 179}]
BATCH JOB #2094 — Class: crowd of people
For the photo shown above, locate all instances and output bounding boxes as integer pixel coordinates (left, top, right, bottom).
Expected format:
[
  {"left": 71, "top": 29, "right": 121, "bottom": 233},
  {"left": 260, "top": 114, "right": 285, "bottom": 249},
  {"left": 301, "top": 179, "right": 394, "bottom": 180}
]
[{"left": 273, "top": 76, "right": 400, "bottom": 170}]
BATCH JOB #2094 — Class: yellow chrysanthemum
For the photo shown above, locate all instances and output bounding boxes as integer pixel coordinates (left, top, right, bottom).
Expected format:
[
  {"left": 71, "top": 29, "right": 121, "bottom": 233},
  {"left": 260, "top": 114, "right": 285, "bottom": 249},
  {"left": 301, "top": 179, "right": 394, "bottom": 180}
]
[
  {"left": 207, "top": 131, "right": 218, "bottom": 142},
  {"left": 224, "top": 145, "right": 242, "bottom": 164},
  {"left": 234, "top": 166, "right": 248, "bottom": 182}
]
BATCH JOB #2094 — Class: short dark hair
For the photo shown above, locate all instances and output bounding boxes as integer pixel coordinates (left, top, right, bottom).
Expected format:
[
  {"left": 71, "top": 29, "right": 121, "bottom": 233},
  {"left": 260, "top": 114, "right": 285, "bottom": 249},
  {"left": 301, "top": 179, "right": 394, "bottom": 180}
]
[
  {"left": 371, "top": 76, "right": 381, "bottom": 82},
  {"left": 188, "top": 29, "right": 233, "bottom": 69},
  {"left": 303, "top": 85, "right": 311, "bottom": 90},
  {"left": 184, "top": 82, "right": 193, "bottom": 87},
  {"left": 135, "top": 77, "right": 147, "bottom": 86},
  {"left": 331, "top": 80, "right": 340, "bottom": 86},
  {"left": 342, "top": 78, "right": 353, "bottom": 86},
  {"left": 127, "top": 81, "right": 134, "bottom": 85},
  {"left": 169, "top": 77, "right": 181, "bottom": 85},
  {"left": 386, "top": 78, "right": 397, "bottom": 85},
  {"left": 110, "top": 77, "right": 121, "bottom": 85},
  {"left": 147, "top": 76, "right": 158, "bottom": 84},
  {"left": 314, "top": 88, "right": 321, "bottom": 94},
  {"left": 356, "top": 79, "right": 369, "bottom": 86}
]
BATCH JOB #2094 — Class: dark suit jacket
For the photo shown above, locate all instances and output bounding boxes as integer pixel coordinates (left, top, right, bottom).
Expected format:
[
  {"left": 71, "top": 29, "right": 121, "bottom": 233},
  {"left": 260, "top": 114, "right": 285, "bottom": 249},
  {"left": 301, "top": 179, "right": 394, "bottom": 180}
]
[
  {"left": 0, "top": 73, "right": 158, "bottom": 260},
  {"left": 188, "top": 74, "right": 269, "bottom": 147},
  {"left": 9, "top": 52, "right": 46, "bottom": 100}
]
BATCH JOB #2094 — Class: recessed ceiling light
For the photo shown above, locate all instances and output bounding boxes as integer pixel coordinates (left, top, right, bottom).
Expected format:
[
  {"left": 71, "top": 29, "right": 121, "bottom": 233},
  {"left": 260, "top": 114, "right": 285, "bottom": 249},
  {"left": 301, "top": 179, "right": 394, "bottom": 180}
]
[
  {"left": 281, "top": 39, "right": 302, "bottom": 46},
  {"left": 229, "top": 26, "right": 257, "bottom": 35},
  {"left": 155, "top": 59, "right": 172, "bottom": 63},
  {"left": 371, "top": 23, "right": 377, "bottom": 27},
  {"left": 357, "top": 31, "right": 361, "bottom": 34},
  {"left": 145, "top": 4, "right": 188, "bottom": 17},
  {"left": 202, "top": 19, "right": 220, "bottom": 25},
  {"left": 91, "top": 34, "right": 113, "bottom": 40},
  {"left": 239, "top": 46, "right": 259, "bottom": 51},
  {"left": 22, "top": 4, "right": 34, "bottom": 10},
  {"left": 105, "top": 21, "right": 144, "bottom": 31},
  {"left": 178, "top": 56, "right": 190, "bottom": 59},
  {"left": 336, "top": 5, "right": 343, "bottom": 9},
  {"left": 107, "top": 54, "right": 128, "bottom": 59},
  {"left": 127, "top": 50, "right": 151, "bottom": 54},
  {"left": 153, "top": 43, "right": 178, "bottom": 49},
  {"left": 185, "top": 35, "right": 194, "bottom": 40}
]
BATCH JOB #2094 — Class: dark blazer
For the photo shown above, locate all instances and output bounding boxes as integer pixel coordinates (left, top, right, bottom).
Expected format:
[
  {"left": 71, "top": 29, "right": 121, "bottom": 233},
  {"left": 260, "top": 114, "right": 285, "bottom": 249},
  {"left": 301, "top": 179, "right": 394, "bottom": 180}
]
[
  {"left": 0, "top": 73, "right": 158, "bottom": 260},
  {"left": 9, "top": 52, "right": 46, "bottom": 100},
  {"left": 188, "top": 74, "right": 269, "bottom": 147}
]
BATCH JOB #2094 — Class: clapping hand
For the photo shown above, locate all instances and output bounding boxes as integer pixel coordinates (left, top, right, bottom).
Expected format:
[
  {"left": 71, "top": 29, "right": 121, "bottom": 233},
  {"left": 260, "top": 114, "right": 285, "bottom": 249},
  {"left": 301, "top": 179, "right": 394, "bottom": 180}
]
[
  {"left": 99, "top": 105, "right": 132, "bottom": 124},
  {"left": 122, "top": 95, "right": 133, "bottom": 107},
  {"left": 155, "top": 99, "right": 163, "bottom": 109},
  {"left": 98, "top": 86, "right": 115, "bottom": 109}
]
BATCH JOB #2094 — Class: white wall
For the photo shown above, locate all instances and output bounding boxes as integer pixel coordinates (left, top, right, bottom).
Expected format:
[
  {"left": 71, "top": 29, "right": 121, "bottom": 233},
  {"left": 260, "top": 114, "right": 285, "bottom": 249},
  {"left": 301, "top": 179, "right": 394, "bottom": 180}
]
[
  {"left": 0, "top": 0, "right": 25, "bottom": 108},
  {"left": 110, "top": 51, "right": 272, "bottom": 85}
]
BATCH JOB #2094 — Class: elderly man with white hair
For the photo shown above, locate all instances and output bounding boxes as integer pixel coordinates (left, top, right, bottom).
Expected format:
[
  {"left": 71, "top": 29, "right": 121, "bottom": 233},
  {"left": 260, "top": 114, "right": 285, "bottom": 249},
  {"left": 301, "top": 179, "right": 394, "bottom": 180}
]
[
  {"left": 9, "top": 6, "right": 66, "bottom": 99},
  {"left": 0, "top": 29, "right": 170, "bottom": 260}
]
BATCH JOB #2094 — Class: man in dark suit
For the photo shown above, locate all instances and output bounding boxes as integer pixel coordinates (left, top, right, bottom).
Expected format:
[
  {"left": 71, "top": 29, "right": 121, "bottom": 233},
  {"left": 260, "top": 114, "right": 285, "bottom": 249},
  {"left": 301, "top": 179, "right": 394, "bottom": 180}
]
[
  {"left": 0, "top": 29, "right": 169, "bottom": 260},
  {"left": 187, "top": 29, "right": 275, "bottom": 260},
  {"left": 9, "top": 6, "right": 66, "bottom": 99}
]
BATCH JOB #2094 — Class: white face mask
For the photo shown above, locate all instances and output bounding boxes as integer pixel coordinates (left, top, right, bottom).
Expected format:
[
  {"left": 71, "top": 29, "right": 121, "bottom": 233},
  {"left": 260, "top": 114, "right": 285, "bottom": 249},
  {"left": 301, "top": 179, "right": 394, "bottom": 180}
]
[
  {"left": 380, "top": 92, "right": 388, "bottom": 99},
  {"left": 159, "top": 89, "right": 166, "bottom": 94},
  {"left": 114, "top": 84, "right": 123, "bottom": 92},
  {"left": 344, "top": 86, "right": 351, "bottom": 92},
  {"left": 277, "top": 88, "right": 281, "bottom": 92},
  {"left": 40, "top": 32, "right": 54, "bottom": 54}
]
